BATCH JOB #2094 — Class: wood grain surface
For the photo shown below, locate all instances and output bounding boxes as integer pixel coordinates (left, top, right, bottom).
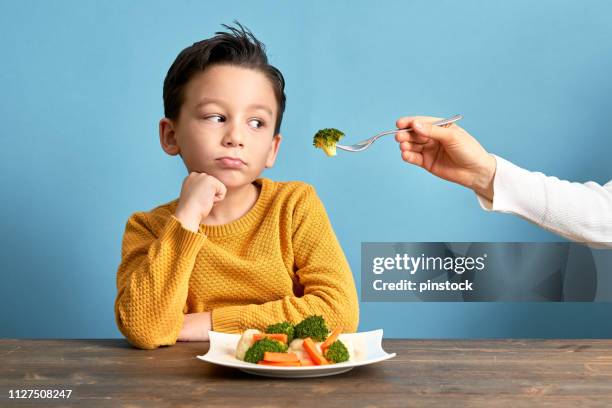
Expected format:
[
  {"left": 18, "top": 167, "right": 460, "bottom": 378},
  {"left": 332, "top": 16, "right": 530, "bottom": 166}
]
[{"left": 2, "top": 339, "right": 612, "bottom": 407}]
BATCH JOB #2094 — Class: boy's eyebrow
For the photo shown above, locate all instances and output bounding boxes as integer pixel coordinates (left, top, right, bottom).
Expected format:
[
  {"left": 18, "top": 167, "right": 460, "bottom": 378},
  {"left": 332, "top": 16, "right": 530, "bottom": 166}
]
[{"left": 195, "top": 98, "right": 273, "bottom": 117}]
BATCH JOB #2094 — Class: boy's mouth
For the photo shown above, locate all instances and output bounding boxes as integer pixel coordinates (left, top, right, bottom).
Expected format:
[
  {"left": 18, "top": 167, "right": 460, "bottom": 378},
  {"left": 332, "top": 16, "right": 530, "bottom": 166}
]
[{"left": 216, "top": 156, "right": 246, "bottom": 169}]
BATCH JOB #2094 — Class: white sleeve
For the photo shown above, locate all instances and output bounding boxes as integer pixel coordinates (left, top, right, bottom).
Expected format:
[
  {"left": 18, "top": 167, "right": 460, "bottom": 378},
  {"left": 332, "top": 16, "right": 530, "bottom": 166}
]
[{"left": 475, "top": 154, "right": 612, "bottom": 248}]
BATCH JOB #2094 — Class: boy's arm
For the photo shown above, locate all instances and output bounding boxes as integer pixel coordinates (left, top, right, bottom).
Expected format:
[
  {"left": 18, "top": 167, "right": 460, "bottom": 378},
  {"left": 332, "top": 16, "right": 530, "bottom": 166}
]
[
  {"left": 211, "top": 185, "right": 359, "bottom": 333},
  {"left": 115, "top": 212, "right": 207, "bottom": 349}
]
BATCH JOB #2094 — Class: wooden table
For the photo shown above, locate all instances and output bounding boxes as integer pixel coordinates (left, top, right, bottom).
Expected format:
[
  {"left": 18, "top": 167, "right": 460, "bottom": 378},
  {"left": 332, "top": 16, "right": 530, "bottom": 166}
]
[{"left": 2, "top": 338, "right": 612, "bottom": 407}]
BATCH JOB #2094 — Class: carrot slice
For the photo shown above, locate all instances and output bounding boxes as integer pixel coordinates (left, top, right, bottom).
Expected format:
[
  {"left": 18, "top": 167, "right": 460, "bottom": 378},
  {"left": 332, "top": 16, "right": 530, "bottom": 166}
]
[
  {"left": 299, "top": 359, "right": 315, "bottom": 366},
  {"left": 263, "top": 352, "right": 299, "bottom": 363},
  {"left": 252, "top": 333, "right": 288, "bottom": 343},
  {"left": 303, "top": 337, "right": 328, "bottom": 365},
  {"left": 321, "top": 326, "right": 343, "bottom": 352},
  {"left": 257, "top": 360, "right": 301, "bottom": 366}
]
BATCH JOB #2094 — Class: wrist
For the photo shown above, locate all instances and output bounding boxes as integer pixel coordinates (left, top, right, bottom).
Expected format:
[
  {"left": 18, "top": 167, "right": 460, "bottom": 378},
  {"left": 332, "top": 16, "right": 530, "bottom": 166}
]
[
  {"left": 200, "top": 312, "right": 212, "bottom": 339},
  {"left": 174, "top": 206, "right": 201, "bottom": 232},
  {"left": 178, "top": 312, "right": 212, "bottom": 342},
  {"left": 471, "top": 154, "right": 497, "bottom": 201}
]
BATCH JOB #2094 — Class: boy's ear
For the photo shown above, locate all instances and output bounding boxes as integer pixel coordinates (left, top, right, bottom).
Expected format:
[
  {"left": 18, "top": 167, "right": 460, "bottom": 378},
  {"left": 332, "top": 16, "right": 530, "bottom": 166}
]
[
  {"left": 265, "top": 133, "right": 282, "bottom": 168},
  {"left": 159, "top": 118, "right": 180, "bottom": 156}
]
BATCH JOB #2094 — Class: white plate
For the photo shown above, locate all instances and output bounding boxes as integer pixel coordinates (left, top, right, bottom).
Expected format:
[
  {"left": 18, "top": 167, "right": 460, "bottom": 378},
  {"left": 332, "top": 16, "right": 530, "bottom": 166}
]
[{"left": 197, "top": 329, "right": 396, "bottom": 378}]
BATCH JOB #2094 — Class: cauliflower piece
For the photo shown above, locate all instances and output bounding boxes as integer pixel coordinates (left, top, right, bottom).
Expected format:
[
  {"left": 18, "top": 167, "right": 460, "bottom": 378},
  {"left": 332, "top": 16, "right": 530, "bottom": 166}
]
[
  {"left": 289, "top": 338, "right": 304, "bottom": 350},
  {"left": 235, "top": 329, "right": 261, "bottom": 361},
  {"left": 288, "top": 338, "right": 309, "bottom": 361},
  {"left": 288, "top": 338, "right": 328, "bottom": 362}
]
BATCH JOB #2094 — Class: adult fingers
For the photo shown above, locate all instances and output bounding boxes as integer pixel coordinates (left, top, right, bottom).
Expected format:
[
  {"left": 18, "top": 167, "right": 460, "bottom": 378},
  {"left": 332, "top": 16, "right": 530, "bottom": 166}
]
[
  {"left": 401, "top": 150, "right": 424, "bottom": 167},
  {"left": 395, "top": 130, "right": 430, "bottom": 144},
  {"left": 411, "top": 119, "right": 457, "bottom": 144},
  {"left": 395, "top": 115, "right": 443, "bottom": 130},
  {"left": 399, "top": 141, "right": 424, "bottom": 153}
]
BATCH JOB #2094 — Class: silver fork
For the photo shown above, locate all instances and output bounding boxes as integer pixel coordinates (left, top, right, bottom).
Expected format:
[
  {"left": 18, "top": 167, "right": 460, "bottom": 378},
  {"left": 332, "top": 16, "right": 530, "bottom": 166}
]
[{"left": 336, "top": 114, "right": 463, "bottom": 152}]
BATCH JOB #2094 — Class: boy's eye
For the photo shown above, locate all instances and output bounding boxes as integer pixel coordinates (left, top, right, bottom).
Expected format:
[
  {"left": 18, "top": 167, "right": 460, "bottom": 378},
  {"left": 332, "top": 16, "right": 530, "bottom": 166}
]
[
  {"left": 204, "top": 114, "right": 225, "bottom": 123},
  {"left": 248, "top": 118, "right": 264, "bottom": 129}
]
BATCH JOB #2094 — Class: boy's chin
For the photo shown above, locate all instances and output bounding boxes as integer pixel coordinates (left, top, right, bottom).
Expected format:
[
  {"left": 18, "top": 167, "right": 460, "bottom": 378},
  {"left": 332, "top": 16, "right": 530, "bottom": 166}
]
[{"left": 213, "top": 171, "right": 257, "bottom": 190}]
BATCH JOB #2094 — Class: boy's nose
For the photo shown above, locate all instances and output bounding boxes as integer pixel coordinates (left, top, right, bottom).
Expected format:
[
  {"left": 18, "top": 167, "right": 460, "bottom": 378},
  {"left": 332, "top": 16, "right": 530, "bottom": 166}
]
[
  {"left": 222, "top": 126, "right": 245, "bottom": 148},
  {"left": 223, "top": 139, "right": 244, "bottom": 148}
]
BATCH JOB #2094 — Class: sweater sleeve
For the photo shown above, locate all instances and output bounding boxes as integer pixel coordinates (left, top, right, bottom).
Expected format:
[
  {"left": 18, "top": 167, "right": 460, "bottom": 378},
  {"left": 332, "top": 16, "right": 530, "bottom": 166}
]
[
  {"left": 115, "top": 213, "right": 207, "bottom": 349},
  {"left": 476, "top": 154, "right": 612, "bottom": 247},
  {"left": 212, "top": 185, "right": 360, "bottom": 333}
]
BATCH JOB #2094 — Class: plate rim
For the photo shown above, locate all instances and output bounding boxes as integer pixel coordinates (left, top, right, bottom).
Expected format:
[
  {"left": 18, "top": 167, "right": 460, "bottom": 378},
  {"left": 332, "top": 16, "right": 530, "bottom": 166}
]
[{"left": 196, "top": 328, "right": 396, "bottom": 371}]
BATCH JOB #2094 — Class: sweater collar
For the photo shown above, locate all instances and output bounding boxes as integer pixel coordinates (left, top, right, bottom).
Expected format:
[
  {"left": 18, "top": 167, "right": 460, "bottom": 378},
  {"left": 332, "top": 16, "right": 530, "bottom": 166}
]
[{"left": 191, "top": 177, "right": 273, "bottom": 238}]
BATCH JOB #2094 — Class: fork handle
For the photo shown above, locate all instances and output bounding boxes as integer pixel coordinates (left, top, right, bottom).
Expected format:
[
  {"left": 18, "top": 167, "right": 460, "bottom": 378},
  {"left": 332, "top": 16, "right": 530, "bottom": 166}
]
[
  {"left": 391, "top": 114, "right": 463, "bottom": 136},
  {"left": 353, "top": 114, "right": 464, "bottom": 147}
]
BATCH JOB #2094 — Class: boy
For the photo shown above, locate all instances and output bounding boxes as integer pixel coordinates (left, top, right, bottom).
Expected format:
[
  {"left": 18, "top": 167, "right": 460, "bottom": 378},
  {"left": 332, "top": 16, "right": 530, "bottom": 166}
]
[{"left": 115, "top": 23, "right": 359, "bottom": 349}]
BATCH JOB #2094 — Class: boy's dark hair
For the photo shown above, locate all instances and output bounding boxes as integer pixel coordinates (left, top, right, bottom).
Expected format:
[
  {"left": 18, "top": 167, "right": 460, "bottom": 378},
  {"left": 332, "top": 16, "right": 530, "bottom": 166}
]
[{"left": 163, "top": 22, "right": 286, "bottom": 135}]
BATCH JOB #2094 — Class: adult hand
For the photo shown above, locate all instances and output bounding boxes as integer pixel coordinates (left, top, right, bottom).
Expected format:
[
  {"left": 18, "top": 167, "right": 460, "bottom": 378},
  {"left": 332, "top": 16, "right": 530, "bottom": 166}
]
[{"left": 395, "top": 116, "right": 497, "bottom": 201}]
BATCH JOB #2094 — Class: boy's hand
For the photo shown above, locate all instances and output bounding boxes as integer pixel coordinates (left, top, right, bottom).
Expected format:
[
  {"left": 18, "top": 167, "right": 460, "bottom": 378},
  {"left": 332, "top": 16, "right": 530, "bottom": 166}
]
[
  {"left": 395, "top": 116, "right": 497, "bottom": 201},
  {"left": 175, "top": 172, "right": 227, "bottom": 232},
  {"left": 177, "top": 312, "right": 211, "bottom": 342}
]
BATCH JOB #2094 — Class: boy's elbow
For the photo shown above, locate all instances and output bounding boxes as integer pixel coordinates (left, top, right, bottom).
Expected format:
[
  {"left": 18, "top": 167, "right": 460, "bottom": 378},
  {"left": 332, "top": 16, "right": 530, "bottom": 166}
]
[
  {"left": 115, "top": 306, "right": 176, "bottom": 350},
  {"left": 338, "top": 313, "right": 359, "bottom": 333},
  {"left": 119, "top": 324, "right": 175, "bottom": 350},
  {"left": 126, "top": 336, "right": 165, "bottom": 350},
  {"left": 117, "top": 319, "right": 164, "bottom": 350},
  {"left": 343, "top": 284, "right": 360, "bottom": 332},
  {"left": 342, "top": 302, "right": 360, "bottom": 333},
  {"left": 327, "top": 292, "right": 360, "bottom": 333},
  {"left": 328, "top": 309, "right": 359, "bottom": 333}
]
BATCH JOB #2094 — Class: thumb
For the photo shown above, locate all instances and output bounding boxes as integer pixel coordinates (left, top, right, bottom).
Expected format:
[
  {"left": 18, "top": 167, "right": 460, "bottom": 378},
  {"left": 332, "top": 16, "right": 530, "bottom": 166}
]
[
  {"left": 213, "top": 179, "right": 227, "bottom": 202},
  {"left": 216, "top": 188, "right": 227, "bottom": 202},
  {"left": 412, "top": 120, "right": 456, "bottom": 144}
]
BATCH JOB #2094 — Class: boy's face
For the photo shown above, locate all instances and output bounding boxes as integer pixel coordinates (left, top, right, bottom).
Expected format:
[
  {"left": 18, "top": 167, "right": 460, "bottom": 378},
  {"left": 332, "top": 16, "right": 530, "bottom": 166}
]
[{"left": 159, "top": 64, "right": 281, "bottom": 189}]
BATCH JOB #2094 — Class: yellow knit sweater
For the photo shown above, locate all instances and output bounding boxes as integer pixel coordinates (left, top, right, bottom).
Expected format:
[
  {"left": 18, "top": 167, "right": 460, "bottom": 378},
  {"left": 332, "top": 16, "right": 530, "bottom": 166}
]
[{"left": 115, "top": 178, "right": 359, "bottom": 349}]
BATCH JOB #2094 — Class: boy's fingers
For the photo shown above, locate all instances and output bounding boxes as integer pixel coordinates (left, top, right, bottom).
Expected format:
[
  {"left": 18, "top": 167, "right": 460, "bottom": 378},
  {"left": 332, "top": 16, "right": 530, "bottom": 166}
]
[
  {"left": 214, "top": 189, "right": 226, "bottom": 202},
  {"left": 213, "top": 180, "right": 227, "bottom": 201},
  {"left": 217, "top": 187, "right": 227, "bottom": 199}
]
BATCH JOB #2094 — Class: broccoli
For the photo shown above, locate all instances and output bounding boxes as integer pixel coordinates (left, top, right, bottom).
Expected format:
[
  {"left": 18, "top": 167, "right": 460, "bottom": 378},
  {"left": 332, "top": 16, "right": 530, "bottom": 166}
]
[
  {"left": 244, "top": 338, "right": 288, "bottom": 364},
  {"left": 313, "top": 128, "right": 345, "bottom": 157},
  {"left": 294, "top": 315, "right": 329, "bottom": 342},
  {"left": 265, "top": 321, "right": 295, "bottom": 344},
  {"left": 323, "top": 340, "right": 349, "bottom": 363}
]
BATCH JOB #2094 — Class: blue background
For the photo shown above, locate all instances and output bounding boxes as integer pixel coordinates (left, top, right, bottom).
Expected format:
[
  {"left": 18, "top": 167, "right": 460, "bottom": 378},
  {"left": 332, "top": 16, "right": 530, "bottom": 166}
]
[{"left": 2, "top": 0, "right": 611, "bottom": 339}]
